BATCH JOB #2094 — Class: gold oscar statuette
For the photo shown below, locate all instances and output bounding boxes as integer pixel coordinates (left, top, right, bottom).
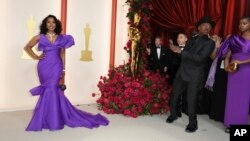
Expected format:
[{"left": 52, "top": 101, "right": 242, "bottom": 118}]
[
  {"left": 80, "top": 23, "right": 93, "bottom": 61},
  {"left": 22, "top": 15, "right": 40, "bottom": 60},
  {"left": 129, "top": 13, "right": 141, "bottom": 77}
]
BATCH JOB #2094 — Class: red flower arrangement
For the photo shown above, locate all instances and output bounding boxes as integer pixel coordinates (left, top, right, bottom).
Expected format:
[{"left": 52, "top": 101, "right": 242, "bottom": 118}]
[
  {"left": 93, "top": 0, "right": 171, "bottom": 117},
  {"left": 95, "top": 64, "right": 170, "bottom": 117}
]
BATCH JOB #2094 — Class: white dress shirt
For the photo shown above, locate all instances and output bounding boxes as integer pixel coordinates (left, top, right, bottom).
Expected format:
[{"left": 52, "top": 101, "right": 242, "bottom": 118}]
[{"left": 156, "top": 46, "right": 161, "bottom": 59}]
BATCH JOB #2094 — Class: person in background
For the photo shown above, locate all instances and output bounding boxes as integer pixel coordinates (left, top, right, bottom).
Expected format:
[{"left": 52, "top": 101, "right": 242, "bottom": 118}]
[
  {"left": 222, "top": 16, "right": 250, "bottom": 133},
  {"left": 147, "top": 36, "right": 171, "bottom": 76},
  {"left": 208, "top": 35, "right": 228, "bottom": 123},
  {"left": 168, "top": 33, "right": 188, "bottom": 117},
  {"left": 206, "top": 16, "right": 250, "bottom": 133},
  {"left": 168, "top": 33, "right": 188, "bottom": 85}
]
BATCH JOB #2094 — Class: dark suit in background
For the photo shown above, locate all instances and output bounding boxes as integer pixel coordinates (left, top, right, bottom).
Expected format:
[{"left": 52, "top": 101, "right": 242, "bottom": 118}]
[
  {"left": 168, "top": 46, "right": 184, "bottom": 85},
  {"left": 148, "top": 45, "right": 171, "bottom": 75},
  {"left": 169, "top": 35, "right": 215, "bottom": 127},
  {"left": 169, "top": 46, "right": 187, "bottom": 115}
]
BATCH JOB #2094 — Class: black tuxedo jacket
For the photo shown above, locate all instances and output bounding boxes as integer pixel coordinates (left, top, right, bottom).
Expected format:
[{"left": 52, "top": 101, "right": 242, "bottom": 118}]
[
  {"left": 148, "top": 45, "right": 171, "bottom": 74},
  {"left": 170, "top": 46, "right": 184, "bottom": 65},
  {"left": 176, "top": 35, "right": 215, "bottom": 83}
]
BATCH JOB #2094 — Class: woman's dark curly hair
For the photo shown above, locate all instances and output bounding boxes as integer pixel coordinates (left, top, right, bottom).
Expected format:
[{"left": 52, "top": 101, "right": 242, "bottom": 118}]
[{"left": 40, "top": 15, "right": 62, "bottom": 35}]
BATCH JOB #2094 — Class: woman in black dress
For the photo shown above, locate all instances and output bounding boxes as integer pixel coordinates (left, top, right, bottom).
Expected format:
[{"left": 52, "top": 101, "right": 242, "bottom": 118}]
[{"left": 208, "top": 35, "right": 227, "bottom": 122}]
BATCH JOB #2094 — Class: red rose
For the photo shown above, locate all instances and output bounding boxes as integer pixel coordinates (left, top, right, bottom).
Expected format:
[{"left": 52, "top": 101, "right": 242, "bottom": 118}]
[
  {"left": 140, "top": 99, "right": 146, "bottom": 106},
  {"left": 124, "top": 109, "right": 131, "bottom": 115},
  {"left": 131, "top": 113, "right": 138, "bottom": 118},
  {"left": 138, "top": 107, "right": 143, "bottom": 113},
  {"left": 103, "top": 98, "right": 109, "bottom": 105},
  {"left": 131, "top": 82, "right": 140, "bottom": 88},
  {"left": 150, "top": 107, "right": 159, "bottom": 114},
  {"left": 143, "top": 71, "right": 150, "bottom": 77},
  {"left": 153, "top": 103, "right": 159, "bottom": 108},
  {"left": 131, "top": 107, "right": 137, "bottom": 113}
]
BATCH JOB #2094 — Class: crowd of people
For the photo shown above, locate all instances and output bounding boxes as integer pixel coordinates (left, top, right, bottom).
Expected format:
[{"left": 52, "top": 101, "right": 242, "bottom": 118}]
[
  {"left": 147, "top": 16, "right": 250, "bottom": 133},
  {"left": 24, "top": 14, "right": 250, "bottom": 133}
]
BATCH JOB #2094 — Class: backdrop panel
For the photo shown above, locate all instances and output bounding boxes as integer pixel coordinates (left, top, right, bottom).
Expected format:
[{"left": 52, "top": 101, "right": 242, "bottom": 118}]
[{"left": 66, "top": 0, "right": 112, "bottom": 104}]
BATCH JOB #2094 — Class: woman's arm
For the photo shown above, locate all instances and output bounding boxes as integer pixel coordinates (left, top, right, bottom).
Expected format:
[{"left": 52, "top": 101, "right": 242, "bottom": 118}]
[
  {"left": 60, "top": 49, "right": 66, "bottom": 82},
  {"left": 238, "top": 58, "right": 250, "bottom": 64},
  {"left": 24, "top": 35, "right": 43, "bottom": 60},
  {"left": 229, "top": 52, "right": 250, "bottom": 65},
  {"left": 60, "top": 49, "right": 65, "bottom": 70},
  {"left": 210, "top": 36, "right": 222, "bottom": 59},
  {"left": 210, "top": 47, "right": 219, "bottom": 60}
]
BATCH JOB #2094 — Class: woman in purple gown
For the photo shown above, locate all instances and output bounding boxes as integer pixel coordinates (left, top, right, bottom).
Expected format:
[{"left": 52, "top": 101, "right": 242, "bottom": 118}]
[
  {"left": 219, "top": 16, "right": 250, "bottom": 133},
  {"left": 24, "top": 15, "right": 109, "bottom": 131}
]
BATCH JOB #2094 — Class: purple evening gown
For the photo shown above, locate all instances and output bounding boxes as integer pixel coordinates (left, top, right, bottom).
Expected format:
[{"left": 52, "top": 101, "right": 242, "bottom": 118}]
[
  {"left": 220, "top": 35, "right": 250, "bottom": 127},
  {"left": 26, "top": 34, "right": 109, "bottom": 131}
]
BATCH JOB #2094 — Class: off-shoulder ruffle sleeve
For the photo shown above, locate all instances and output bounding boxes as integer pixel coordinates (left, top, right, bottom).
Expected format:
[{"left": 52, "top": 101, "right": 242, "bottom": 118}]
[{"left": 58, "top": 34, "right": 75, "bottom": 49}]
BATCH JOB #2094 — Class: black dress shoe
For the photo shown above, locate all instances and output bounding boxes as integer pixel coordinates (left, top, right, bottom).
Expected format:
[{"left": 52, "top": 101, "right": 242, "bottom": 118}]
[
  {"left": 185, "top": 124, "right": 198, "bottom": 133},
  {"left": 166, "top": 116, "right": 177, "bottom": 123},
  {"left": 177, "top": 112, "right": 182, "bottom": 117}
]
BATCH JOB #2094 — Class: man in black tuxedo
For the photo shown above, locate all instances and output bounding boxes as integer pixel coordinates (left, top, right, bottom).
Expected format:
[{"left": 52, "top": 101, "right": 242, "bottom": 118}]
[
  {"left": 166, "top": 17, "right": 216, "bottom": 133},
  {"left": 168, "top": 33, "right": 188, "bottom": 85},
  {"left": 147, "top": 36, "right": 170, "bottom": 76}
]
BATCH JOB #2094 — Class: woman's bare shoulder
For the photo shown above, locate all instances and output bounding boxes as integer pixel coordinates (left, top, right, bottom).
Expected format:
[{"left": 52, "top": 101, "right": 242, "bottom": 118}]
[{"left": 29, "top": 35, "right": 41, "bottom": 42}]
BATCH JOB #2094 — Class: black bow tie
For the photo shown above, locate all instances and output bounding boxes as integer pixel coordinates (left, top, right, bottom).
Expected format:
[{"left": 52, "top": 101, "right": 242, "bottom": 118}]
[{"left": 156, "top": 47, "right": 161, "bottom": 49}]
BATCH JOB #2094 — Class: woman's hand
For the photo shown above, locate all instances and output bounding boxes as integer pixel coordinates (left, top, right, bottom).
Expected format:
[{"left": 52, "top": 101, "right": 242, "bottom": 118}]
[
  {"left": 36, "top": 53, "right": 45, "bottom": 60},
  {"left": 230, "top": 60, "right": 242, "bottom": 65},
  {"left": 225, "top": 65, "right": 235, "bottom": 73},
  {"left": 24, "top": 35, "right": 45, "bottom": 60},
  {"left": 211, "top": 35, "right": 222, "bottom": 48},
  {"left": 233, "top": 58, "right": 250, "bottom": 65},
  {"left": 225, "top": 60, "right": 241, "bottom": 72}
]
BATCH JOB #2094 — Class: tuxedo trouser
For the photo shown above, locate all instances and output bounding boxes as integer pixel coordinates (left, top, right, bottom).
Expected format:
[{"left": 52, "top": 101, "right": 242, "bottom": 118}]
[{"left": 170, "top": 77, "right": 202, "bottom": 125}]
